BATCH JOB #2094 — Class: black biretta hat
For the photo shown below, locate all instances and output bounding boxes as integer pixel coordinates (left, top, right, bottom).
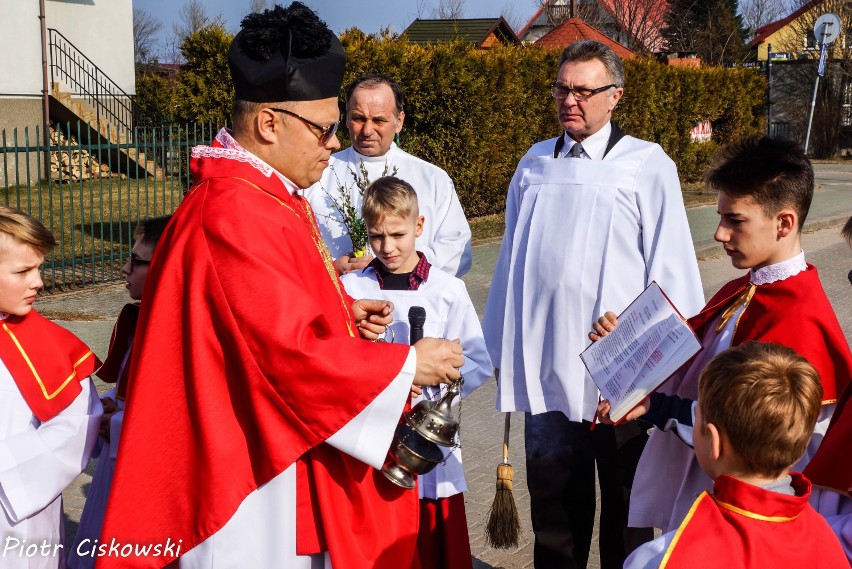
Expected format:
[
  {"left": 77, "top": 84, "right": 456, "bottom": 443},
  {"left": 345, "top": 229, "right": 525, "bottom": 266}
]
[{"left": 228, "top": 2, "right": 345, "bottom": 103}]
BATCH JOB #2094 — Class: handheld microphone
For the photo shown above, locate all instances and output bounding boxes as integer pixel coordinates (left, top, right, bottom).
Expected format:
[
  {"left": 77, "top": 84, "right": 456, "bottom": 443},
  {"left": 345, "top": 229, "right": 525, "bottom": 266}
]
[{"left": 408, "top": 306, "right": 426, "bottom": 345}]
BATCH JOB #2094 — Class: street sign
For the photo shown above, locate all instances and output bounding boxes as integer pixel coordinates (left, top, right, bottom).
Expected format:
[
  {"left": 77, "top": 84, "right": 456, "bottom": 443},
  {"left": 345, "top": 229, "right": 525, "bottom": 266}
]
[
  {"left": 818, "top": 43, "right": 829, "bottom": 76},
  {"left": 814, "top": 13, "right": 842, "bottom": 44}
]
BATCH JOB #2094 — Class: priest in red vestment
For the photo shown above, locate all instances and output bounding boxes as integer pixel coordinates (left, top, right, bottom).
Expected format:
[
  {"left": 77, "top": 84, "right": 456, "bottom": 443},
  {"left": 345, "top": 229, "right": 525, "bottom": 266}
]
[
  {"left": 624, "top": 342, "right": 848, "bottom": 569},
  {"left": 98, "top": 4, "right": 464, "bottom": 568}
]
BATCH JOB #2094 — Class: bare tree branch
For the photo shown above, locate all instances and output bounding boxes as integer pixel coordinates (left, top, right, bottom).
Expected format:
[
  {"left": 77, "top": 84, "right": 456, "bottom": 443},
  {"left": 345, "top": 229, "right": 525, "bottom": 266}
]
[
  {"left": 248, "top": 0, "right": 270, "bottom": 14},
  {"left": 434, "top": 0, "right": 466, "bottom": 19},
  {"left": 173, "top": 0, "right": 211, "bottom": 43},
  {"left": 133, "top": 8, "right": 162, "bottom": 65}
]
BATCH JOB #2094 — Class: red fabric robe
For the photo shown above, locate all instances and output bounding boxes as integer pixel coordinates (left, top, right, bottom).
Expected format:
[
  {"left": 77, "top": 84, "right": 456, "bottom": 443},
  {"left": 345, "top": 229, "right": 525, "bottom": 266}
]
[
  {"left": 660, "top": 473, "right": 847, "bottom": 568},
  {"left": 673, "top": 265, "right": 852, "bottom": 403},
  {"left": 806, "top": 378, "right": 852, "bottom": 496},
  {"left": 99, "top": 142, "right": 418, "bottom": 568},
  {"left": 0, "top": 310, "right": 98, "bottom": 421},
  {"left": 96, "top": 302, "right": 139, "bottom": 401}
]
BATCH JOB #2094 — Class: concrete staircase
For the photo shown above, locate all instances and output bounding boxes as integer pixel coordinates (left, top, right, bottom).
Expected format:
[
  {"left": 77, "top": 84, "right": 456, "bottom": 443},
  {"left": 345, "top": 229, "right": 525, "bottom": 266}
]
[{"left": 49, "top": 85, "right": 162, "bottom": 179}]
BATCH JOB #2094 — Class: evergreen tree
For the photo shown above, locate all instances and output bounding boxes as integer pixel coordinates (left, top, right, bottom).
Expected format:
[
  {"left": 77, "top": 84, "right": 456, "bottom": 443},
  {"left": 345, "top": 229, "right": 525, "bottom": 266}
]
[{"left": 173, "top": 22, "right": 234, "bottom": 124}]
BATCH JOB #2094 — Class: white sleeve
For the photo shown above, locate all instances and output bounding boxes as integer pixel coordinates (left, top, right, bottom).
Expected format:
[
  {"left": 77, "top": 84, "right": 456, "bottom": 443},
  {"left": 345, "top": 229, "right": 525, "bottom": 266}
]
[
  {"left": 0, "top": 378, "right": 102, "bottom": 522},
  {"left": 482, "top": 158, "right": 526, "bottom": 366},
  {"left": 325, "top": 348, "right": 415, "bottom": 469},
  {"left": 420, "top": 177, "right": 472, "bottom": 277},
  {"left": 443, "top": 284, "right": 492, "bottom": 398},
  {"left": 634, "top": 147, "right": 704, "bottom": 318},
  {"left": 623, "top": 531, "right": 675, "bottom": 569}
]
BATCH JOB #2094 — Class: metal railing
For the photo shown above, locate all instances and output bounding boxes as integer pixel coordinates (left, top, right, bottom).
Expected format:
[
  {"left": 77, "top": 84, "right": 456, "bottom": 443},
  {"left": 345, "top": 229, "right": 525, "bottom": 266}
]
[
  {"left": 0, "top": 121, "right": 223, "bottom": 292},
  {"left": 48, "top": 28, "right": 135, "bottom": 135}
]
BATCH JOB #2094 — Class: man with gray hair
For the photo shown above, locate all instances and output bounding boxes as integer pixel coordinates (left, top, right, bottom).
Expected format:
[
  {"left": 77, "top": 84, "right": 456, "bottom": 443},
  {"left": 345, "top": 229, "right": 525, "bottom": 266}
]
[{"left": 483, "top": 40, "right": 703, "bottom": 568}]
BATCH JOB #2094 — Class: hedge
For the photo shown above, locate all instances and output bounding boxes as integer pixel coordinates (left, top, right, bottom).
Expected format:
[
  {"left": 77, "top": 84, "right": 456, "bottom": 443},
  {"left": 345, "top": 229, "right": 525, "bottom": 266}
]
[{"left": 340, "top": 30, "right": 766, "bottom": 217}]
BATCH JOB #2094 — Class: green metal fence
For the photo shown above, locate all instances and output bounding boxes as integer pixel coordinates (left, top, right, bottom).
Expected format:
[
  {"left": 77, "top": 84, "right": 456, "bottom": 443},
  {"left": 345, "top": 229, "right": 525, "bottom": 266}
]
[{"left": 0, "top": 121, "right": 224, "bottom": 292}]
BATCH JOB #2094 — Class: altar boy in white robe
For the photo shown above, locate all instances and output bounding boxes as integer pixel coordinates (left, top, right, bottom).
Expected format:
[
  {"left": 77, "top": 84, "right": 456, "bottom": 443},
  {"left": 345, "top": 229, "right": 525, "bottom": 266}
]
[
  {"left": 0, "top": 206, "right": 101, "bottom": 569},
  {"left": 482, "top": 40, "right": 704, "bottom": 569},
  {"left": 341, "top": 176, "right": 491, "bottom": 569},
  {"left": 304, "top": 74, "right": 472, "bottom": 277}
]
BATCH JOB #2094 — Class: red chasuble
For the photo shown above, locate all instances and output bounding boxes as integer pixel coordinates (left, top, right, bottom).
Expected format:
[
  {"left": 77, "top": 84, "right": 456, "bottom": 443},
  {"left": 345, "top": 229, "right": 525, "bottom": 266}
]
[
  {"left": 96, "top": 302, "right": 139, "bottom": 401},
  {"left": 677, "top": 265, "right": 852, "bottom": 403},
  {"left": 0, "top": 310, "right": 98, "bottom": 422},
  {"left": 806, "top": 380, "right": 852, "bottom": 496},
  {"left": 99, "top": 141, "right": 417, "bottom": 568},
  {"left": 660, "top": 474, "right": 847, "bottom": 568}
]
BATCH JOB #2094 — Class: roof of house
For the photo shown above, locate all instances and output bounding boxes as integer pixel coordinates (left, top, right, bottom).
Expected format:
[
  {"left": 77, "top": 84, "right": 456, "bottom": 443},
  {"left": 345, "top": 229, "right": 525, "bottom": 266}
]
[
  {"left": 750, "top": 0, "right": 823, "bottom": 46},
  {"left": 518, "top": 0, "right": 667, "bottom": 52},
  {"left": 535, "top": 17, "right": 638, "bottom": 58},
  {"left": 401, "top": 17, "right": 520, "bottom": 47}
]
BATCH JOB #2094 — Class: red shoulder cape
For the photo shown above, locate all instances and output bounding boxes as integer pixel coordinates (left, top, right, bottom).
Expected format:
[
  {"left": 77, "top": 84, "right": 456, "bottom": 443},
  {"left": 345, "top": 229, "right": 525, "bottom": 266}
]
[
  {"left": 681, "top": 265, "right": 851, "bottom": 402},
  {"left": 806, "top": 375, "right": 852, "bottom": 495},
  {"left": 661, "top": 474, "right": 846, "bottom": 568},
  {"left": 0, "top": 310, "right": 98, "bottom": 421},
  {"left": 96, "top": 302, "right": 139, "bottom": 401},
  {"left": 99, "top": 144, "right": 417, "bottom": 568}
]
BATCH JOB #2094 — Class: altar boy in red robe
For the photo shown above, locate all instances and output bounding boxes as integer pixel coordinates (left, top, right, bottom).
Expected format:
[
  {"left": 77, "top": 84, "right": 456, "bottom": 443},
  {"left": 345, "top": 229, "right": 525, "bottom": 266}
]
[
  {"left": 0, "top": 206, "right": 101, "bottom": 567},
  {"left": 596, "top": 136, "right": 852, "bottom": 533},
  {"left": 624, "top": 341, "right": 847, "bottom": 568}
]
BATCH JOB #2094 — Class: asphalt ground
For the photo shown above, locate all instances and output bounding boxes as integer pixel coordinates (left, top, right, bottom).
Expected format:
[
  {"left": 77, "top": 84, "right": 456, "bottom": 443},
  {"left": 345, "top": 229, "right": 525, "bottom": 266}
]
[{"left": 45, "top": 162, "right": 852, "bottom": 568}]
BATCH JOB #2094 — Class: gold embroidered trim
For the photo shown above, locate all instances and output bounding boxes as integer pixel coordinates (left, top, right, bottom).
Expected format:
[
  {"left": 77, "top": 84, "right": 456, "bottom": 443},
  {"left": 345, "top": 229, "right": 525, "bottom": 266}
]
[
  {"left": 713, "top": 496, "right": 799, "bottom": 522},
  {"left": 3, "top": 322, "right": 93, "bottom": 400},
  {"left": 229, "top": 177, "right": 355, "bottom": 337},
  {"left": 716, "top": 282, "right": 756, "bottom": 334},
  {"left": 660, "top": 491, "right": 709, "bottom": 569}
]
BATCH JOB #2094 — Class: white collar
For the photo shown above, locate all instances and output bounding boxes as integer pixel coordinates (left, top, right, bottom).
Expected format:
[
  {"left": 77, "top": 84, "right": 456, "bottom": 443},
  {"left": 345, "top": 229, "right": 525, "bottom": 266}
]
[
  {"left": 750, "top": 251, "right": 807, "bottom": 285},
  {"left": 562, "top": 121, "right": 612, "bottom": 160},
  {"left": 213, "top": 129, "right": 300, "bottom": 195},
  {"left": 347, "top": 143, "right": 398, "bottom": 164}
]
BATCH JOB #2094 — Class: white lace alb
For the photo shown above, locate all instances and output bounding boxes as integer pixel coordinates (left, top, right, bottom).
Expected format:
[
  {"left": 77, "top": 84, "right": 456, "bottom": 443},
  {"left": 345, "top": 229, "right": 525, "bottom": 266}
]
[{"left": 750, "top": 250, "right": 806, "bottom": 285}]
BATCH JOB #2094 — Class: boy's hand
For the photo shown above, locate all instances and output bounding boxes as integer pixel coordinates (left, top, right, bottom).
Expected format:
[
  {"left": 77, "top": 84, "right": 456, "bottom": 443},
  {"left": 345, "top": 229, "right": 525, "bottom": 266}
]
[
  {"left": 352, "top": 299, "right": 394, "bottom": 340},
  {"left": 99, "top": 397, "right": 118, "bottom": 442},
  {"left": 596, "top": 397, "right": 651, "bottom": 425},
  {"left": 589, "top": 311, "right": 618, "bottom": 342},
  {"left": 413, "top": 338, "right": 464, "bottom": 386},
  {"left": 334, "top": 253, "right": 373, "bottom": 275}
]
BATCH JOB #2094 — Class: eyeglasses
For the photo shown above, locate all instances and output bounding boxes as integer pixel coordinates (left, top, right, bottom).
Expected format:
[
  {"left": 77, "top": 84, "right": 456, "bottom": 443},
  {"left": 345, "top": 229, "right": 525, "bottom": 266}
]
[
  {"left": 550, "top": 82, "right": 618, "bottom": 102},
  {"left": 268, "top": 108, "right": 339, "bottom": 144},
  {"left": 128, "top": 257, "right": 151, "bottom": 271}
]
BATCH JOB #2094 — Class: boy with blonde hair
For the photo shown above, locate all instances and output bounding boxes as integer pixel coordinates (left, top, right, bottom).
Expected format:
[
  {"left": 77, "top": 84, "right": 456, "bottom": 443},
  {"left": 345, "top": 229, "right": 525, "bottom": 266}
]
[
  {"left": 341, "top": 176, "right": 491, "bottom": 569},
  {"left": 625, "top": 341, "right": 847, "bottom": 568},
  {"left": 0, "top": 206, "right": 101, "bottom": 568}
]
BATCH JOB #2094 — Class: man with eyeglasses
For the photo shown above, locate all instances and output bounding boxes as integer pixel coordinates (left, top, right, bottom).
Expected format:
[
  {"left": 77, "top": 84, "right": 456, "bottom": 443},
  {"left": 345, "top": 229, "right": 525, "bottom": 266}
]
[
  {"left": 483, "top": 40, "right": 704, "bottom": 569},
  {"left": 304, "top": 74, "right": 472, "bottom": 277},
  {"left": 98, "top": 4, "right": 463, "bottom": 568}
]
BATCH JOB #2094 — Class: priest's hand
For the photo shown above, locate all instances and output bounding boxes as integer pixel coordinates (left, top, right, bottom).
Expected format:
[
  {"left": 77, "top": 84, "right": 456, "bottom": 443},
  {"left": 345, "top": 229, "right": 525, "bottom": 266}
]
[
  {"left": 413, "top": 338, "right": 464, "bottom": 386},
  {"left": 353, "top": 298, "right": 394, "bottom": 340},
  {"left": 99, "top": 397, "right": 118, "bottom": 442},
  {"left": 588, "top": 311, "right": 618, "bottom": 342},
  {"left": 335, "top": 253, "right": 373, "bottom": 275}
]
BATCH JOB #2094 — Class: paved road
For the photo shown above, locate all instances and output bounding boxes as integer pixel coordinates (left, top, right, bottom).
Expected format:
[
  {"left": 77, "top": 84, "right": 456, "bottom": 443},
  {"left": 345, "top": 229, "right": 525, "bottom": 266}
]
[{"left": 47, "top": 162, "right": 852, "bottom": 567}]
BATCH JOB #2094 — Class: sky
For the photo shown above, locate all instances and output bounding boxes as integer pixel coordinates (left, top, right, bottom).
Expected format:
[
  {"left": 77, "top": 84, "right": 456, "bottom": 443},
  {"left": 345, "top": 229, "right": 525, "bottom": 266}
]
[{"left": 134, "top": 0, "right": 541, "bottom": 56}]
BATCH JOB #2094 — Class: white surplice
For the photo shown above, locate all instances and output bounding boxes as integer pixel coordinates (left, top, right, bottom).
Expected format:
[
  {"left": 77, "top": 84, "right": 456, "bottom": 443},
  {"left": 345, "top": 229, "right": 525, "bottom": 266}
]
[
  {"left": 0, "top": 359, "right": 101, "bottom": 569},
  {"left": 341, "top": 265, "right": 492, "bottom": 499},
  {"left": 482, "top": 129, "right": 704, "bottom": 423},
  {"left": 67, "top": 383, "right": 124, "bottom": 569},
  {"left": 303, "top": 144, "right": 473, "bottom": 276},
  {"left": 176, "top": 337, "right": 416, "bottom": 569}
]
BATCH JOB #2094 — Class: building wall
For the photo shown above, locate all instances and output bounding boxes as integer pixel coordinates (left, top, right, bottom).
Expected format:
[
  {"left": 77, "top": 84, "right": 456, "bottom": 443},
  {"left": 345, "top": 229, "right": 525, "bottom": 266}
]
[
  {"left": 0, "top": 0, "right": 135, "bottom": 97},
  {"left": 0, "top": 100, "right": 44, "bottom": 187}
]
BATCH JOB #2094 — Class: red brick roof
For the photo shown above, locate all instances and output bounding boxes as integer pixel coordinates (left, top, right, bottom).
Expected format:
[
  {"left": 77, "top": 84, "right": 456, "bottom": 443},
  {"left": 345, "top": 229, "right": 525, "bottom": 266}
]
[
  {"left": 535, "top": 17, "right": 638, "bottom": 59},
  {"left": 750, "top": 0, "right": 822, "bottom": 47}
]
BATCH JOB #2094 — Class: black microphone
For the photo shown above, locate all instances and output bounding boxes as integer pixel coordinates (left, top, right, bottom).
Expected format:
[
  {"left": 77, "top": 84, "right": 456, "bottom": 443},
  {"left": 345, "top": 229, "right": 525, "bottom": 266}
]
[{"left": 408, "top": 306, "right": 426, "bottom": 345}]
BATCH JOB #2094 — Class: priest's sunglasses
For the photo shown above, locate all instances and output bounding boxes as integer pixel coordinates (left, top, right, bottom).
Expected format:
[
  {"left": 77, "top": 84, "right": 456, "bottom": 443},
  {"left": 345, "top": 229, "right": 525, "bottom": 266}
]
[
  {"left": 269, "top": 108, "right": 339, "bottom": 144},
  {"left": 550, "top": 82, "right": 618, "bottom": 102}
]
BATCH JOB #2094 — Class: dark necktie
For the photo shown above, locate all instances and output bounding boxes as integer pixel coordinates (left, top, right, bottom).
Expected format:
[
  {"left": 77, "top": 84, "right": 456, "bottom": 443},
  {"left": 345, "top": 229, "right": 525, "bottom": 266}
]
[{"left": 569, "top": 142, "right": 585, "bottom": 158}]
